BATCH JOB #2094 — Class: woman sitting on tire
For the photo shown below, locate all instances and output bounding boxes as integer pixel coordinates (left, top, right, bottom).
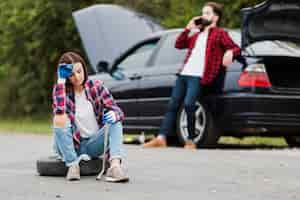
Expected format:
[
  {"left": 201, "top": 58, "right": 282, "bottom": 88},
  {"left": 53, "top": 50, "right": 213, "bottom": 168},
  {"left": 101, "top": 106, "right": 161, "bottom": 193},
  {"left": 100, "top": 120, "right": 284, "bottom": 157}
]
[{"left": 52, "top": 51, "right": 129, "bottom": 182}]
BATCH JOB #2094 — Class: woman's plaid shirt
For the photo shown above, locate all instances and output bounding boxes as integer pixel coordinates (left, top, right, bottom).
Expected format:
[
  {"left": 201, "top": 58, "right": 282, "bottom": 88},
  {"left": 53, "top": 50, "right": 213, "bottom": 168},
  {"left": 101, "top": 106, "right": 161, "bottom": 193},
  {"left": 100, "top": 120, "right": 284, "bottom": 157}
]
[{"left": 52, "top": 79, "right": 124, "bottom": 148}]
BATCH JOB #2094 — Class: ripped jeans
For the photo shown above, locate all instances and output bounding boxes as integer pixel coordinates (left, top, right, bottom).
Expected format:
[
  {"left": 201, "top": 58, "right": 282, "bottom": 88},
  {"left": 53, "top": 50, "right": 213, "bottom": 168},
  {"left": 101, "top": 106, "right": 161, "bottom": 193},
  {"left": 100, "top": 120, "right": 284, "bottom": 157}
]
[{"left": 53, "top": 121, "right": 124, "bottom": 167}]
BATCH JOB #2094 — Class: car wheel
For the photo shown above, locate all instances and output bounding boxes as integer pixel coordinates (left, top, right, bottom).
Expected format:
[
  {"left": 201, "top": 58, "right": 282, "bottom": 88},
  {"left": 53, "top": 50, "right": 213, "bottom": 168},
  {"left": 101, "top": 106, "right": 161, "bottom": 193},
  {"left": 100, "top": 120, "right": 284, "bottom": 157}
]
[
  {"left": 176, "top": 101, "right": 220, "bottom": 148},
  {"left": 36, "top": 156, "right": 105, "bottom": 176},
  {"left": 285, "top": 136, "right": 300, "bottom": 147}
]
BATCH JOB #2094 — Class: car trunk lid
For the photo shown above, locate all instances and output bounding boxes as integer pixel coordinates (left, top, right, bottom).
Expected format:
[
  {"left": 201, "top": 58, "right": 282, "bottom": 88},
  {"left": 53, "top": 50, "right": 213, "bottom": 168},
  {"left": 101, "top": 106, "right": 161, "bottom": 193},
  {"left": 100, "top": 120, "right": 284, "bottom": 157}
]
[{"left": 241, "top": 0, "right": 300, "bottom": 48}]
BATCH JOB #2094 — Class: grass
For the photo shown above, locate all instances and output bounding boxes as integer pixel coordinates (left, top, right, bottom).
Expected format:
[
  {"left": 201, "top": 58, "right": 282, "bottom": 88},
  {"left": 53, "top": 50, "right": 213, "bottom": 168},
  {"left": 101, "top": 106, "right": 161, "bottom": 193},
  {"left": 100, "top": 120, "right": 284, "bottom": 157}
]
[
  {"left": 0, "top": 118, "right": 288, "bottom": 147},
  {"left": 218, "top": 136, "right": 288, "bottom": 147},
  {"left": 0, "top": 118, "right": 52, "bottom": 134}
]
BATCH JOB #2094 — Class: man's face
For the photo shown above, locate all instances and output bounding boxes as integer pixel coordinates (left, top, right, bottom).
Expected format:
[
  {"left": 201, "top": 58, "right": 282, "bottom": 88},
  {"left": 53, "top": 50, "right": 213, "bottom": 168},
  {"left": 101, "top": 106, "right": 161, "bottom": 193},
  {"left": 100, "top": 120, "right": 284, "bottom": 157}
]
[{"left": 201, "top": 6, "right": 218, "bottom": 25}]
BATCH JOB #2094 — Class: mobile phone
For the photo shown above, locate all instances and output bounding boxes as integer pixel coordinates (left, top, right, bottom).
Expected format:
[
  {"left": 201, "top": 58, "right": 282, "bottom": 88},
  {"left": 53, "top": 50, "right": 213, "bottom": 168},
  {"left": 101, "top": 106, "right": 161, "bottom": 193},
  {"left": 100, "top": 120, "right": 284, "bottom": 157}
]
[{"left": 194, "top": 18, "right": 203, "bottom": 26}]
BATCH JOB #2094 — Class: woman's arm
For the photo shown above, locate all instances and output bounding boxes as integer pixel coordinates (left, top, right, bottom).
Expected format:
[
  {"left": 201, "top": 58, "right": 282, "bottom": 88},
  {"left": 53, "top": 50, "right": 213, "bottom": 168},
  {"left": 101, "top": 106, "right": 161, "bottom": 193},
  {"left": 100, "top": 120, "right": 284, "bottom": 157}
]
[
  {"left": 52, "top": 83, "right": 66, "bottom": 114},
  {"left": 96, "top": 82, "right": 124, "bottom": 122}
]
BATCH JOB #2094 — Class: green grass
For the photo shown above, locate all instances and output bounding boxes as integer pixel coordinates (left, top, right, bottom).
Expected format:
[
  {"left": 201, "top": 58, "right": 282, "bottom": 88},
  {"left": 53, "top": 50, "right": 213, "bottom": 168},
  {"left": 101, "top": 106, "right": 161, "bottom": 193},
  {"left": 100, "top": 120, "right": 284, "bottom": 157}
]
[
  {"left": 0, "top": 118, "right": 52, "bottom": 134},
  {"left": 218, "top": 136, "right": 288, "bottom": 147},
  {"left": 0, "top": 118, "right": 288, "bottom": 147}
]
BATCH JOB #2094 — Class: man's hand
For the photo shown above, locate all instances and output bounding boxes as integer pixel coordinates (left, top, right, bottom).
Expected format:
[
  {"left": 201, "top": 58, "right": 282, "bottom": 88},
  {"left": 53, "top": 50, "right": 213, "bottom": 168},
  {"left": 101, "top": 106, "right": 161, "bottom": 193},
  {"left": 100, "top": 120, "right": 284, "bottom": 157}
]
[
  {"left": 186, "top": 16, "right": 201, "bottom": 30},
  {"left": 222, "top": 50, "right": 234, "bottom": 67}
]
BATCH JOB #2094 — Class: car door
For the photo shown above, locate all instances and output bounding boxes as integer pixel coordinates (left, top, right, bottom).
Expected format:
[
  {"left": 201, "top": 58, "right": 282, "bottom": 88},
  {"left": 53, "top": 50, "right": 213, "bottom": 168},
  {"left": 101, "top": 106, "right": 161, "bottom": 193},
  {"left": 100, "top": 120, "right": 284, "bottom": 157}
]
[
  {"left": 109, "top": 39, "right": 161, "bottom": 128},
  {"left": 136, "top": 33, "right": 187, "bottom": 128}
]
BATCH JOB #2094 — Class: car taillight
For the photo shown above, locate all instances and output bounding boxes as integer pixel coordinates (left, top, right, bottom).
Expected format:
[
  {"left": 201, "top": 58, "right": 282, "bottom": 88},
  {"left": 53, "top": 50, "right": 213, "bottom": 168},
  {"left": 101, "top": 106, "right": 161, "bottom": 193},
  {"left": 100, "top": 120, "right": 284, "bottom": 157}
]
[{"left": 238, "top": 64, "right": 271, "bottom": 88}]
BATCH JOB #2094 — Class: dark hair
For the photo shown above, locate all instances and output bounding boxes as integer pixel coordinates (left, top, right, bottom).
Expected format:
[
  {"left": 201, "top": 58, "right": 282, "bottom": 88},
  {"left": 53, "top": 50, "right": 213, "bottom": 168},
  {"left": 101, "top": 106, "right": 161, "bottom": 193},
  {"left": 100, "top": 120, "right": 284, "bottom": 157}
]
[
  {"left": 204, "top": 2, "right": 224, "bottom": 26},
  {"left": 57, "top": 51, "right": 88, "bottom": 93}
]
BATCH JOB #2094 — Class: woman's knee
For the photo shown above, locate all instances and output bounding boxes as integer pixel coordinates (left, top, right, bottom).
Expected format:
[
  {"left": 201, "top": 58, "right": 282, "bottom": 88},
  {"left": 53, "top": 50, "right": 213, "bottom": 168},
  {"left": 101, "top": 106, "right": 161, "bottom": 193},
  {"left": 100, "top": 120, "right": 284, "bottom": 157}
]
[
  {"left": 53, "top": 114, "right": 68, "bottom": 128},
  {"left": 109, "top": 121, "right": 123, "bottom": 133}
]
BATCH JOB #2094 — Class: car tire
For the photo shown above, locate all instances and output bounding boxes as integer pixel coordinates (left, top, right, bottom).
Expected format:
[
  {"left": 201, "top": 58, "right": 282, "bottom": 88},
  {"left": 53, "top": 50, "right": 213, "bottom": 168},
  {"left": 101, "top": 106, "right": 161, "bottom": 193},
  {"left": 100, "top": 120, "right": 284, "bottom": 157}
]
[
  {"left": 176, "top": 101, "right": 220, "bottom": 148},
  {"left": 284, "top": 136, "right": 300, "bottom": 147},
  {"left": 36, "top": 156, "right": 104, "bottom": 176}
]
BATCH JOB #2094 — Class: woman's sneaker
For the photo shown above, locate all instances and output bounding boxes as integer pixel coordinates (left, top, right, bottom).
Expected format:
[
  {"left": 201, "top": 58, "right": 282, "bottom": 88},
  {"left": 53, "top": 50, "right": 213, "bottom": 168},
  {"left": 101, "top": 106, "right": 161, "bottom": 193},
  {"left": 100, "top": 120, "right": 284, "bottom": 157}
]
[
  {"left": 66, "top": 164, "right": 80, "bottom": 181},
  {"left": 105, "top": 165, "right": 129, "bottom": 183}
]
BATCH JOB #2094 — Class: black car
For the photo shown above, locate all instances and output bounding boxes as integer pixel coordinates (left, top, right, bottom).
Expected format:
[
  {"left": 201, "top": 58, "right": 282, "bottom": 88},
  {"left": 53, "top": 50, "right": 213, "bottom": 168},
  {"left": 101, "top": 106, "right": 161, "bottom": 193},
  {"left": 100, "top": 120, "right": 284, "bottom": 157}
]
[{"left": 73, "top": 0, "right": 300, "bottom": 147}]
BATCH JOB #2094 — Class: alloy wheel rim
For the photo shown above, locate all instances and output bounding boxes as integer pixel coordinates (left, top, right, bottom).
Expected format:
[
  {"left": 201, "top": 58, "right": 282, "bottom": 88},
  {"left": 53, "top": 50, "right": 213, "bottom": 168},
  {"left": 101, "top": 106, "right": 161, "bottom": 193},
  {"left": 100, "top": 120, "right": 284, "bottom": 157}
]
[{"left": 179, "top": 102, "right": 206, "bottom": 144}]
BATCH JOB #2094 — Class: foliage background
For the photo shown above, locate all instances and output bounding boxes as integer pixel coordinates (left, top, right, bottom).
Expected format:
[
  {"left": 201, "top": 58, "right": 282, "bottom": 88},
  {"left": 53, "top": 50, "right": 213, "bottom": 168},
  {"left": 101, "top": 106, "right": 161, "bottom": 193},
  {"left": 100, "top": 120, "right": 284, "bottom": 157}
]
[{"left": 0, "top": 0, "right": 263, "bottom": 118}]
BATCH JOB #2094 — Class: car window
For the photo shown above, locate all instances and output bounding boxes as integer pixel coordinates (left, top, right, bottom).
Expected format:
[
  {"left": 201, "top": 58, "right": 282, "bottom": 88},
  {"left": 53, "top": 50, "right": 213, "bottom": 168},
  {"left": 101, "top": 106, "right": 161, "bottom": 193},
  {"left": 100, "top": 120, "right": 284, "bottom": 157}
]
[
  {"left": 228, "top": 30, "right": 241, "bottom": 47},
  {"left": 117, "top": 41, "right": 158, "bottom": 71},
  {"left": 153, "top": 33, "right": 187, "bottom": 66},
  {"left": 227, "top": 30, "right": 300, "bottom": 57},
  {"left": 247, "top": 40, "right": 300, "bottom": 57}
]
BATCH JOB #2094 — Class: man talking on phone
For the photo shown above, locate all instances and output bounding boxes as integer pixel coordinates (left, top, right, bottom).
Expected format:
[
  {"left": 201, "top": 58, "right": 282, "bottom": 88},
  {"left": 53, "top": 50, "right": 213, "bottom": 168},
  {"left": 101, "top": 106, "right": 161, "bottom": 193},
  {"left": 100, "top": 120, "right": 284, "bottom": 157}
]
[{"left": 143, "top": 2, "right": 241, "bottom": 149}]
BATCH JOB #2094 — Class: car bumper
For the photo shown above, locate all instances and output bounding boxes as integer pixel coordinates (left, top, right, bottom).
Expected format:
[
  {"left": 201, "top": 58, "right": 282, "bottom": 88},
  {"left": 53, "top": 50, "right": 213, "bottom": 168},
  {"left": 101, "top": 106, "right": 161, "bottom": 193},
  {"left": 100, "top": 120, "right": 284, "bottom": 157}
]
[{"left": 212, "top": 93, "right": 300, "bottom": 134}]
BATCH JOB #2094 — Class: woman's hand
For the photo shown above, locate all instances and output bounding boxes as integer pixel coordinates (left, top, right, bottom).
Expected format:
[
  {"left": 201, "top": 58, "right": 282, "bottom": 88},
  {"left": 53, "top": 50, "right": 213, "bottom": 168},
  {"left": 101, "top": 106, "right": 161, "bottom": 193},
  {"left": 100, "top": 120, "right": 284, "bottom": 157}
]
[
  {"left": 222, "top": 50, "right": 234, "bottom": 67},
  {"left": 102, "top": 111, "right": 117, "bottom": 124},
  {"left": 57, "top": 63, "right": 73, "bottom": 84},
  {"left": 53, "top": 114, "right": 68, "bottom": 128}
]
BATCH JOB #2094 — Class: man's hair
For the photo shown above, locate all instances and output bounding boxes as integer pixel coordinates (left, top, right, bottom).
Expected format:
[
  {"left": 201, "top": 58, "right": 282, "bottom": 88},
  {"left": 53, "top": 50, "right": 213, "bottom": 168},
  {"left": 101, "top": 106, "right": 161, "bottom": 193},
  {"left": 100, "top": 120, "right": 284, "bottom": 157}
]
[{"left": 204, "top": 2, "right": 224, "bottom": 26}]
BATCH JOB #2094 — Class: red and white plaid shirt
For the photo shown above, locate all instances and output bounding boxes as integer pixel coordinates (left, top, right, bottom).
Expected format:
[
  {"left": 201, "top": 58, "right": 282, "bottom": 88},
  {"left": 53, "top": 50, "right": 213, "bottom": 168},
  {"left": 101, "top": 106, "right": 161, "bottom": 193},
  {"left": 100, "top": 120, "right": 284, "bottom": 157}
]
[
  {"left": 175, "top": 27, "right": 241, "bottom": 85},
  {"left": 52, "top": 79, "right": 124, "bottom": 148}
]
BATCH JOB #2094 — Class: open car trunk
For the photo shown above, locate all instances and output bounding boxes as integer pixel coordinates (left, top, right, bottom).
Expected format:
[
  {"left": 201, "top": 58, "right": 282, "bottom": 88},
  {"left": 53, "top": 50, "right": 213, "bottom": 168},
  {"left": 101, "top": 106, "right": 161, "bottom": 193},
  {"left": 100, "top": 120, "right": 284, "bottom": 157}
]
[{"left": 263, "top": 56, "right": 300, "bottom": 90}]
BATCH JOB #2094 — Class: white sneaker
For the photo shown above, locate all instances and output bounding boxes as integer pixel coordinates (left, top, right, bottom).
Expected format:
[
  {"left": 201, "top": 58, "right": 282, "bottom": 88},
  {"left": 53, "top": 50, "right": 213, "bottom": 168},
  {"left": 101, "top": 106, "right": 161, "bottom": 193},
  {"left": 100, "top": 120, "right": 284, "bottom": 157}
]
[
  {"left": 105, "top": 165, "right": 129, "bottom": 183},
  {"left": 66, "top": 164, "right": 80, "bottom": 181}
]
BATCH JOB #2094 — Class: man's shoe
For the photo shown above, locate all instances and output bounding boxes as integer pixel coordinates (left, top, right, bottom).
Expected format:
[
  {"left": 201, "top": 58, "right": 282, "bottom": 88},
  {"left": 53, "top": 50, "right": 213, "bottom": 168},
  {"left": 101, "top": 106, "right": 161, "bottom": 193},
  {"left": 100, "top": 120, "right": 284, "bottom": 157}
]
[
  {"left": 184, "top": 140, "right": 197, "bottom": 150},
  {"left": 66, "top": 164, "right": 80, "bottom": 181},
  {"left": 143, "top": 137, "right": 167, "bottom": 148},
  {"left": 105, "top": 165, "right": 129, "bottom": 183}
]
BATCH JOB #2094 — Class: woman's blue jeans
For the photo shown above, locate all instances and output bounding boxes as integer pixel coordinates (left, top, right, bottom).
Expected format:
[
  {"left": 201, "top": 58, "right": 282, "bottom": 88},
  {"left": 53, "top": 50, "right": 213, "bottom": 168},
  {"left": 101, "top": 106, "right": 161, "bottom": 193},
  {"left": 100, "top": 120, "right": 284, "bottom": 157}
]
[
  {"left": 159, "top": 75, "right": 202, "bottom": 140},
  {"left": 53, "top": 121, "right": 124, "bottom": 167}
]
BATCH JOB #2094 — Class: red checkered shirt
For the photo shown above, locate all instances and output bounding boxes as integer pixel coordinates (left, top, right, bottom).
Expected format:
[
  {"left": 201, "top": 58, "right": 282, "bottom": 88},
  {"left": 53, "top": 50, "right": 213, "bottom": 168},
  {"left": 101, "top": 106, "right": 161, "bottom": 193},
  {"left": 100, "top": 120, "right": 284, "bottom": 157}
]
[
  {"left": 175, "top": 27, "right": 241, "bottom": 85},
  {"left": 52, "top": 79, "right": 124, "bottom": 149}
]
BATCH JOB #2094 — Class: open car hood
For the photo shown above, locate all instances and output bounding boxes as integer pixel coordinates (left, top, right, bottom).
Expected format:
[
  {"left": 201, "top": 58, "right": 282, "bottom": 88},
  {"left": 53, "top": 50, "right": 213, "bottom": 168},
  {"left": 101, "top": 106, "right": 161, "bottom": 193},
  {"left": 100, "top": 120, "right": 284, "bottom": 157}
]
[
  {"left": 241, "top": 0, "right": 300, "bottom": 48},
  {"left": 73, "top": 4, "right": 164, "bottom": 72}
]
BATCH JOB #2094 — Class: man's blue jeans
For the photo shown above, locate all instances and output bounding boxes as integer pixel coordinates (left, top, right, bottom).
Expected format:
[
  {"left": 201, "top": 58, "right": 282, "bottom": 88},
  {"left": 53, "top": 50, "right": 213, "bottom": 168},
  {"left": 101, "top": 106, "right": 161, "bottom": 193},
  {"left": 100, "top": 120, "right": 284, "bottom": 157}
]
[
  {"left": 159, "top": 75, "right": 202, "bottom": 140},
  {"left": 53, "top": 121, "right": 124, "bottom": 167}
]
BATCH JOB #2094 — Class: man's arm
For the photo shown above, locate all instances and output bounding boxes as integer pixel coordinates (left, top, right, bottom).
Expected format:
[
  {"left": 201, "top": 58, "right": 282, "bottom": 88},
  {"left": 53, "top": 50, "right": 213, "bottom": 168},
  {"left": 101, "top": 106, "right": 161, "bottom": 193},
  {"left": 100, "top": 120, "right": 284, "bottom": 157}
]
[
  {"left": 175, "top": 28, "right": 192, "bottom": 49},
  {"left": 220, "top": 30, "right": 241, "bottom": 57},
  {"left": 220, "top": 30, "right": 241, "bottom": 66},
  {"left": 175, "top": 17, "right": 200, "bottom": 49}
]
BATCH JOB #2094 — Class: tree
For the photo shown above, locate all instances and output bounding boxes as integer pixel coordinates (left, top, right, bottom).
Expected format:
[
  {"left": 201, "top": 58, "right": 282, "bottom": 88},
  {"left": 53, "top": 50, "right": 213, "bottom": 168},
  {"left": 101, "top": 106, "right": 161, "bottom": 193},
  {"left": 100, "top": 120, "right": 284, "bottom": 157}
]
[{"left": 0, "top": 0, "right": 265, "bottom": 117}]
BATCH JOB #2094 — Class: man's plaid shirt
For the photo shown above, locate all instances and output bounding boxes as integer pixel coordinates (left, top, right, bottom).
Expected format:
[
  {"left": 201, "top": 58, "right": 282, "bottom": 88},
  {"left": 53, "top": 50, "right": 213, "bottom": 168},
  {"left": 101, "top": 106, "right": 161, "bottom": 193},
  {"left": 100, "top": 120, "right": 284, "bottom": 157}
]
[
  {"left": 52, "top": 79, "right": 124, "bottom": 148},
  {"left": 175, "top": 27, "right": 241, "bottom": 85}
]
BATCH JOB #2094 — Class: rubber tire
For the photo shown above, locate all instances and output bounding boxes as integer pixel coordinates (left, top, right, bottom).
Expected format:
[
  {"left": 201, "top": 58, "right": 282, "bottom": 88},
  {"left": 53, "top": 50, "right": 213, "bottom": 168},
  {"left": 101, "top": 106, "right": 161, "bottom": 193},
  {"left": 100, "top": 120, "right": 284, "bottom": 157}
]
[
  {"left": 37, "top": 156, "right": 104, "bottom": 176},
  {"left": 285, "top": 136, "right": 300, "bottom": 147},
  {"left": 176, "top": 101, "right": 220, "bottom": 148}
]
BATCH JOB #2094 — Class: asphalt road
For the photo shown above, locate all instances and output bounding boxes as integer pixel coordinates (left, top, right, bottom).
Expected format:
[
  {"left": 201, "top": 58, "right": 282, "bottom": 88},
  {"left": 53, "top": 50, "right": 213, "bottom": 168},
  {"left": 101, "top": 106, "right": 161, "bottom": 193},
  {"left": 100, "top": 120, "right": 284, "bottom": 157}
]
[{"left": 0, "top": 133, "right": 299, "bottom": 200}]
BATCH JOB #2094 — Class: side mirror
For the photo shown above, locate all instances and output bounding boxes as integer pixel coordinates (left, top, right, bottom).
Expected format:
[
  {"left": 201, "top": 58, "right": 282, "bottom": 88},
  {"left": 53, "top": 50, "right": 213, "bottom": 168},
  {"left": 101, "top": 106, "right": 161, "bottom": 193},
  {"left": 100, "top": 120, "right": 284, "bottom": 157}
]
[
  {"left": 97, "top": 61, "right": 110, "bottom": 73},
  {"left": 111, "top": 69, "right": 125, "bottom": 80}
]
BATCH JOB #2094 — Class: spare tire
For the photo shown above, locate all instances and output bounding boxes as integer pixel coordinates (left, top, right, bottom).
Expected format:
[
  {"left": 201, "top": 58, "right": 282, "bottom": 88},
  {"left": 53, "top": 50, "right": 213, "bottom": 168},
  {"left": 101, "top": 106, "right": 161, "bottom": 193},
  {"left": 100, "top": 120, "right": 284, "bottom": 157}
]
[{"left": 37, "top": 156, "right": 104, "bottom": 176}]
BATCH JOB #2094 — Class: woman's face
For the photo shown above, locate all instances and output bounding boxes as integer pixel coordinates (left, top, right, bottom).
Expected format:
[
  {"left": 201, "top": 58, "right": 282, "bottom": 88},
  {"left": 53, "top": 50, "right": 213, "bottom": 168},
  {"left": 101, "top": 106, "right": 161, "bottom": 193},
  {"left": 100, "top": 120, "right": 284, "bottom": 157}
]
[{"left": 69, "top": 62, "right": 85, "bottom": 87}]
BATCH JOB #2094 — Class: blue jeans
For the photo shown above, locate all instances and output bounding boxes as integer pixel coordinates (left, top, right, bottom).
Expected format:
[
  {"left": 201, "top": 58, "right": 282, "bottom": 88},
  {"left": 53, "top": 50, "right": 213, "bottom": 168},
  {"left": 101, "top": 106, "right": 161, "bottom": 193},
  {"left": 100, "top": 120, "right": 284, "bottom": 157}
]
[
  {"left": 159, "top": 75, "right": 202, "bottom": 140},
  {"left": 53, "top": 121, "right": 124, "bottom": 167}
]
